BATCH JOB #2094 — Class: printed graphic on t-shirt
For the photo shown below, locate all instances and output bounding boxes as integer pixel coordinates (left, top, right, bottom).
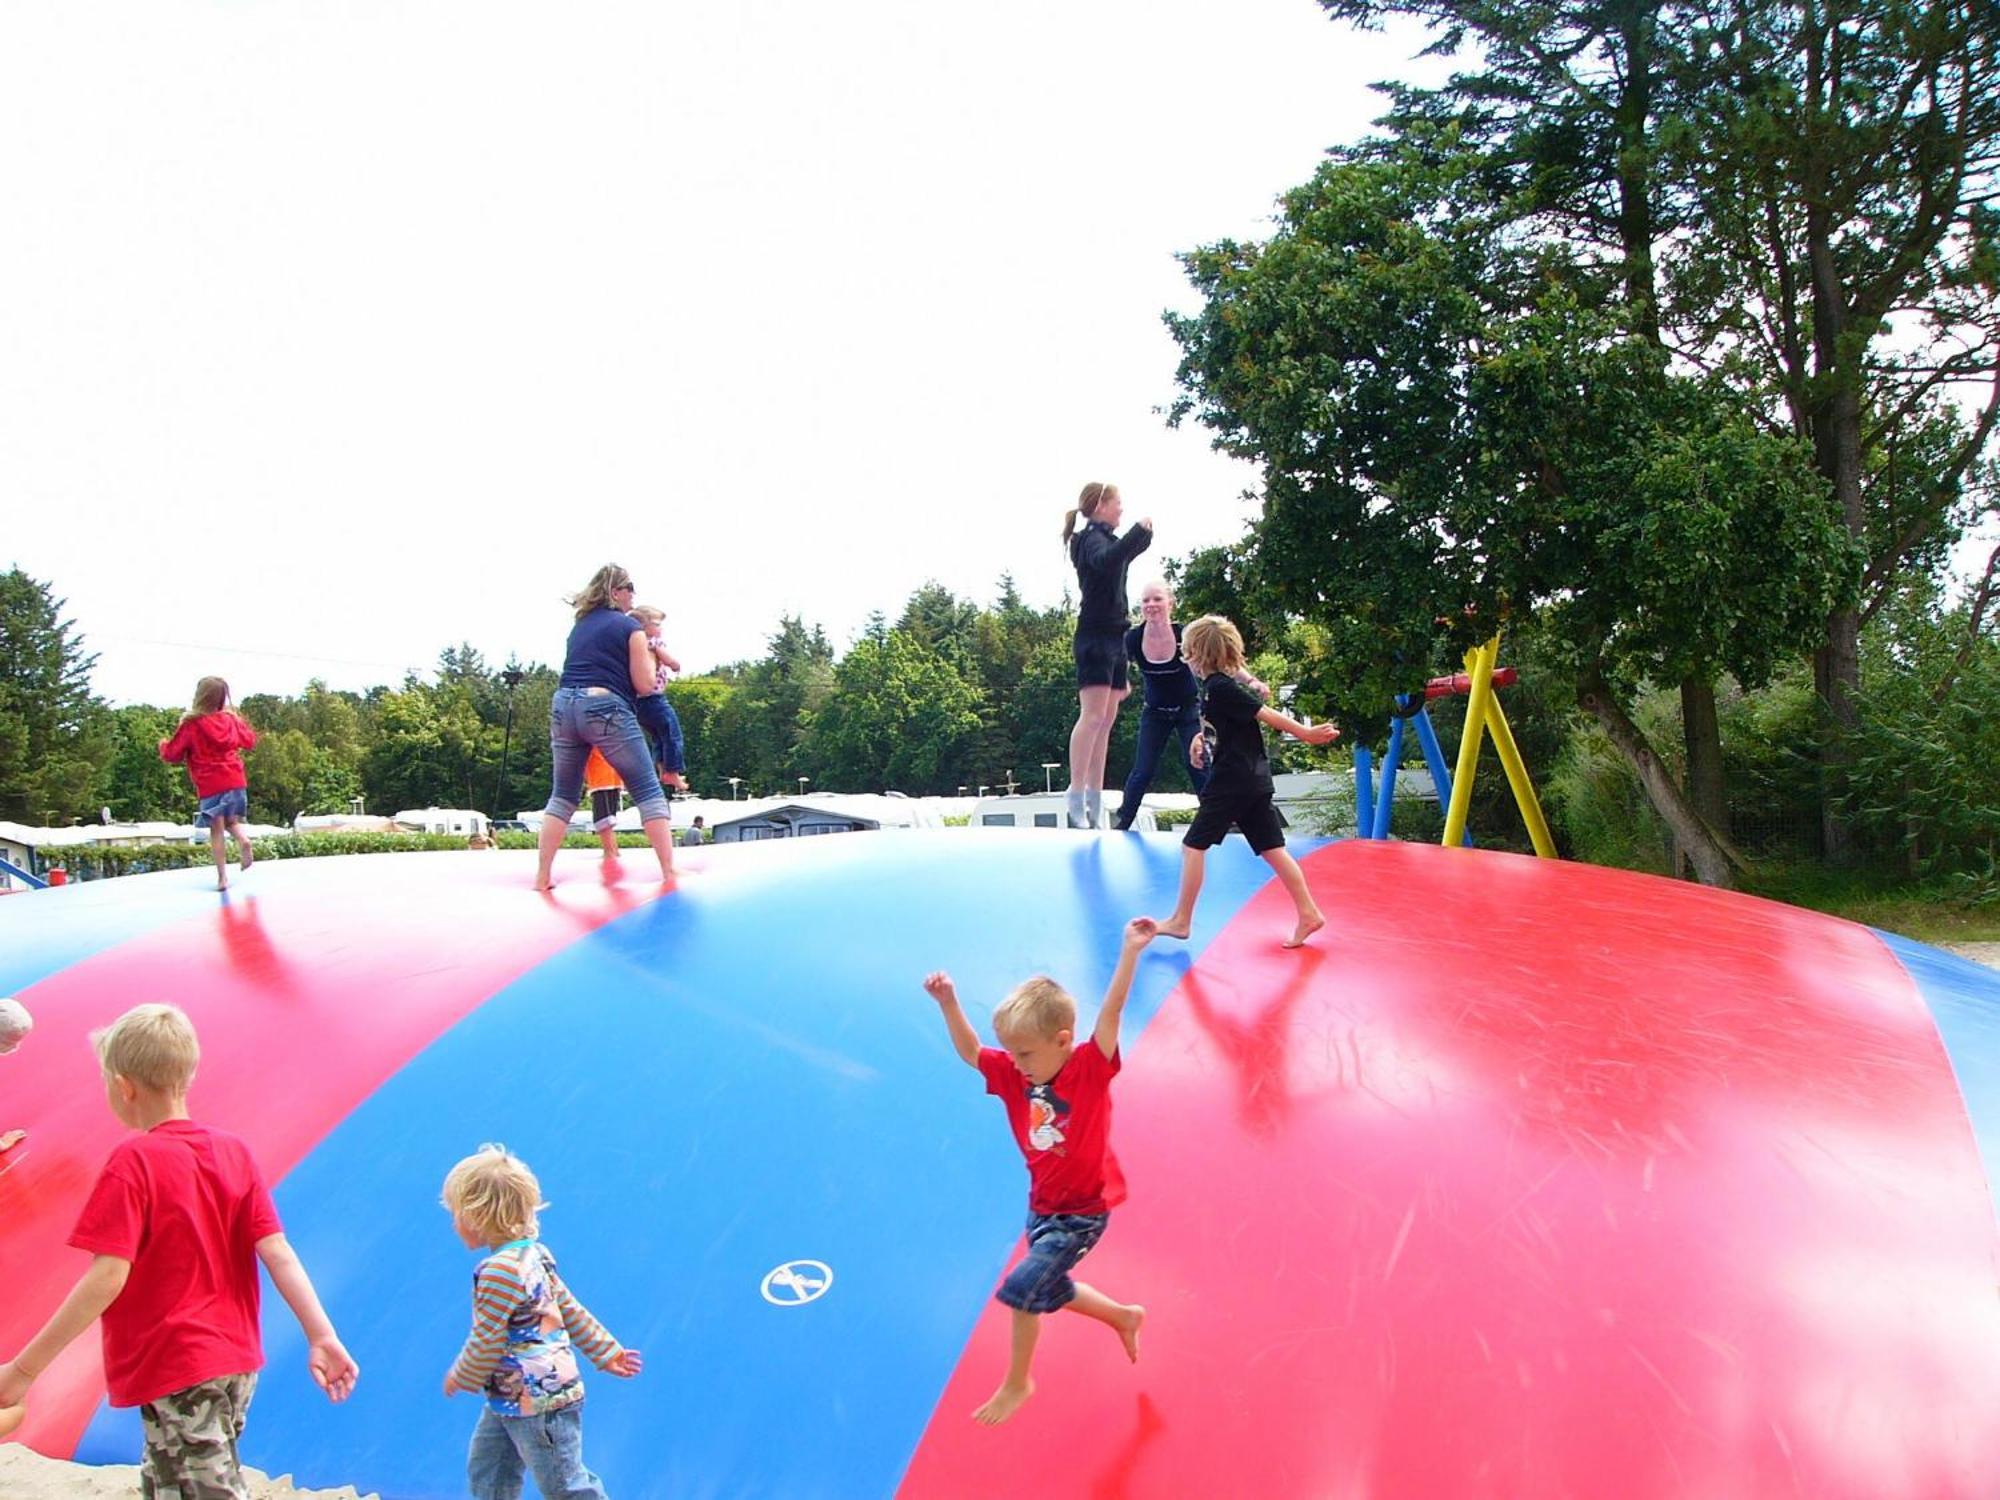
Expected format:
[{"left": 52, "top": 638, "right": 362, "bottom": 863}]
[{"left": 1027, "top": 1082, "right": 1071, "bottom": 1153}]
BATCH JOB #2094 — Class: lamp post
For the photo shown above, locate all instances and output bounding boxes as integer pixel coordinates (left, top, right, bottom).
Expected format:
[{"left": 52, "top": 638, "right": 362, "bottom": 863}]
[
  {"left": 797, "top": 776, "right": 811, "bottom": 798},
  {"left": 1041, "top": 762, "right": 1060, "bottom": 793},
  {"left": 491, "top": 666, "right": 525, "bottom": 817},
  {"left": 1002, "top": 770, "right": 1018, "bottom": 795},
  {"left": 727, "top": 776, "right": 742, "bottom": 800},
  {"left": 978, "top": 784, "right": 989, "bottom": 798}
]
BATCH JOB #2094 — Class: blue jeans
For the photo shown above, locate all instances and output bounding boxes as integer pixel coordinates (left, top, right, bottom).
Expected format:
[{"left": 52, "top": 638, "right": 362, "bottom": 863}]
[
  {"left": 467, "top": 1405, "right": 607, "bottom": 1500},
  {"left": 1115, "top": 706, "right": 1207, "bottom": 829},
  {"left": 544, "top": 688, "right": 670, "bottom": 824},
  {"left": 633, "top": 692, "right": 685, "bottom": 774},
  {"left": 996, "top": 1211, "right": 1109, "bottom": 1313}
]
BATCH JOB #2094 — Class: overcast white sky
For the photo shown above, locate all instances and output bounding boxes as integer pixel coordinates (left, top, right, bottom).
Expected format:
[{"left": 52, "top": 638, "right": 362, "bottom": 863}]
[{"left": 1, "top": 1, "right": 1455, "bottom": 706}]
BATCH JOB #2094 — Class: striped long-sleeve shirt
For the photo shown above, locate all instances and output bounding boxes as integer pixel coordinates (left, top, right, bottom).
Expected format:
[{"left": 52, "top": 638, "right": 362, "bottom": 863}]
[{"left": 451, "top": 1239, "right": 624, "bottom": 1416}]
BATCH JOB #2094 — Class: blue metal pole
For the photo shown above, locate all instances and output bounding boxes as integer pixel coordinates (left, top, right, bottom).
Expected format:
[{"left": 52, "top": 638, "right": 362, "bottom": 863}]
[
  {"left": 1372, "top": 714, "right": 1406, "bottom": 840},
  {"left": 1410, "top": 706, "right": 1474, "bottom": 848},
  {"left": 1353, "top": 745, "right": 1375, "bottom": 839}
]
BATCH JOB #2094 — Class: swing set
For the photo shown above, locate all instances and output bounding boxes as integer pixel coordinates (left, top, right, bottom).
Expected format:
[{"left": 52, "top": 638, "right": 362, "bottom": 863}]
[{"left": 1349, "top": 634, "right": 1556, "bottom": 857}]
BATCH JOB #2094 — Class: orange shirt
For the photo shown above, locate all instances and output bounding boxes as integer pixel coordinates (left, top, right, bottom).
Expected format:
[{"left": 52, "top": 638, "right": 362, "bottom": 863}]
[{"left": 582, "top": 748, "right": 622, "bottom": 793}]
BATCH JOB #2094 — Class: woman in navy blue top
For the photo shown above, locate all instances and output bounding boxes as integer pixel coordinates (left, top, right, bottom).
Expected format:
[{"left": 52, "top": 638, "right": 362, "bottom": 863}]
[
  {"left": 1112, "top": 580, "right": 1207, "bottom": 829},
  {"left": 534, "top": 563, "right": 676, "bottom": 891},
  {"left": 1062, "top": 481, "right": 1152, "bottom": 829}
]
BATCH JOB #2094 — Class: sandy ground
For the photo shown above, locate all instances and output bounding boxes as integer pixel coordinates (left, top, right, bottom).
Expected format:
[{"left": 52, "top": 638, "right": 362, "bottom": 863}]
[
  {"left": 0, "top": 1446, "right": 379, "bottom": 1499},
  {"left": 1942, "top": 941, "right": 2000, "bottom": 970}
]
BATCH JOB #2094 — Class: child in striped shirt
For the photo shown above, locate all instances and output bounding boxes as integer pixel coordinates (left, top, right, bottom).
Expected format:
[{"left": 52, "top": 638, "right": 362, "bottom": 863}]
[{"left": 442, "top": 1145, "right": 642, "bottom": 1500}]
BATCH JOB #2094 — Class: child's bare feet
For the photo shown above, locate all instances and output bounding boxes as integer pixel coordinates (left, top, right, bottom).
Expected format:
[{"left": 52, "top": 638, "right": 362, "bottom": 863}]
[
  {"left": 972, "top": 1377, "right": 1034, "bottom": 1425},
  {"left": 1153, "top": 918, "right": 1191, "bottom": 940},
  {"left": 239, "top": 848, "right": 254, "bottom": 872},
  {"left": 1283, "top": 911, "right": 1326, "bottom": 949},
  {"left": 0, "top": 1129, "right": 25, "bottom": 1153},
  {"left": 215, "top": 876, "right": 229, "bottom": 891},
  {"left": 1113, "top": 1303, "right": 1145, "bottom": 1362}
]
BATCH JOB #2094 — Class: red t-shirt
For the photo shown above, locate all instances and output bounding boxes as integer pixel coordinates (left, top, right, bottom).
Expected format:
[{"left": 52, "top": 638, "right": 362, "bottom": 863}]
[
  {"left": 978, "top": 1039, "right": 1126, "bottom": 1216},
  {"left": 68, "top": 1120, "right": 282, "bottom": 1406},
  {"left": 158, "top": 712, "right": 258, "bottom": 796}
]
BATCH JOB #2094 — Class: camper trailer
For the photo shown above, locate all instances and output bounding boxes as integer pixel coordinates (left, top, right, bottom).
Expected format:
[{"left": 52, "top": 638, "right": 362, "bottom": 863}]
[{"left": 390, "top": 807, "right": 490, "bottom": 838}]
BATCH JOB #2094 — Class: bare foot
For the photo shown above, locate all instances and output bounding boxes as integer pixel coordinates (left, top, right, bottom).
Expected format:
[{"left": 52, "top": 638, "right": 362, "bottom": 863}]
[
  {"left": 972, "top": 1378, "right": 1034, "bottom": 1425},
  {"left": 533, "top": 875, "right": 556, "bottom": 892},
  {"left": 215, "top": 877, "right": 229, "bottom": 891},
  {"left": 1154, "top": 918, "right": 1190, "bottom": 940},
  {"left": 1283, "top": 911, "right": 1326, "bottom": 949},
  {"left": 239, "top": 847, "right": 254, "bottom": 872},
  {"left": 1113, "top": 1304, "right": 1145, "bottom": 1363},
  {"left": 0, "top": 1129, "right": 25, "bottom": 1153}
]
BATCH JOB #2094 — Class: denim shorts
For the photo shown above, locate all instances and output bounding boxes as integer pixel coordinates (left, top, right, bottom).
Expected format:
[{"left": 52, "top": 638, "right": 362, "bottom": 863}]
[
  {"left": 194, "top": 788, "right": 248, "bottom": 828},
  {"left": 996, "top": 1211, "right": 1108, "bottom": 1313}
]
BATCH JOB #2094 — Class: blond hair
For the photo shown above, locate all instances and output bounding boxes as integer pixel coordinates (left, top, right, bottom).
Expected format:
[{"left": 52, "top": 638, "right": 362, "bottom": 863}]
[
  {"left": 628, "top": 605, "right": 665, "bottom": 628},
  {"left": 1061, "top": 481, "right": 1118, "bottom": 548},
  {"left": 179, "top": 676, "right": 238, "bottom": 728},
  {"left": 442, "top": 1143, "right": 545, "bottom": 1243},
  {"left": 1182, "top": 615, "right": 1246, "bottom": 677},
  {"left": 568, "top": 564, "right": 633, "bottom": 622},
  {"left": 992, "top": 976, "right": 1077, "bottom": 1041},
  {"left": 92, "top": 1003, "right": 200, "bottom": 1094}
]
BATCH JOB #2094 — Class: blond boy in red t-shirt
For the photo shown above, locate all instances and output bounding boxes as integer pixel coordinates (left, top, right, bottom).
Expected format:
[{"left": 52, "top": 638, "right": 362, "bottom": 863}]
[
  {"left": 921, "top": 916, "right": 1157, "bottom": 1425},
  {"left": 0, "top": 1004, "right": 358, "bottom": 1493}
]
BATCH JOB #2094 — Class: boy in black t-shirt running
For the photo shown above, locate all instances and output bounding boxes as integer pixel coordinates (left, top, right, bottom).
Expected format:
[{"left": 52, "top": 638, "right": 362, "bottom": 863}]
[{"left": 1153, "top": 615, "right": 1339, "bottom": 949}]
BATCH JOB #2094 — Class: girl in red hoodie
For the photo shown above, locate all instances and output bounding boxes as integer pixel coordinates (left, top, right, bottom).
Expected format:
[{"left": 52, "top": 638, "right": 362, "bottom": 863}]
[{"left": 159, "top": 676, "right": 259, "bottom": 889}]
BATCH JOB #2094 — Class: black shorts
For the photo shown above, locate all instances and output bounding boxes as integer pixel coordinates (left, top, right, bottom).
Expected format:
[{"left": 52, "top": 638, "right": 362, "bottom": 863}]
[
  {"left": 1182, "top": 791, "right": 1286, "bottom": 854},
  {"left": 1074, "top": 629, "right": 1128, "bottom": 690},
  {"left": 589, "top": 788, "right": 622, "bottom": 830}
]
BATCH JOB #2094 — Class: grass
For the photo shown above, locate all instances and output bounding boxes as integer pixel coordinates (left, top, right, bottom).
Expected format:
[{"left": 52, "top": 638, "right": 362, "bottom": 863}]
[{"left": 1742, "top": 861, "right": 2000, "bottom": 944}]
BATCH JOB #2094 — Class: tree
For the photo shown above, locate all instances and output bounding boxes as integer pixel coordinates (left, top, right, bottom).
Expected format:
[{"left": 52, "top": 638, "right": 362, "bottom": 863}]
[
  {"left": 811, "top": 630, "right": 986, "bottom": 793},
  {"left": 97, "top": 704, "right": 193, "bottom": 822},
  {"left": 1669, "top": 0, "right": 2000, "bottom": 851},
  {"left": 663, "top": 677, "right": 734, "bottom": 795},
  {"left": 1168, "top": 148, "right": 1855, "bottom": 884},
  {"left": 0, "top": 568, "right": 107, "bottom": 823},
  {"left": 1317, "top": 0, "right": 2000, "bottom": 854}
]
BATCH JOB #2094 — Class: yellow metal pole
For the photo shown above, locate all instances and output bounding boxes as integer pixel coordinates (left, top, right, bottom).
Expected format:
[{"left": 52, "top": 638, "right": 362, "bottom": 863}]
[
  {"left": 1483, "top": 693, "right": 1557, "bottom": 858},
  {"left": 1440, "top": 637, "right": 1497, "bottom": 849}
]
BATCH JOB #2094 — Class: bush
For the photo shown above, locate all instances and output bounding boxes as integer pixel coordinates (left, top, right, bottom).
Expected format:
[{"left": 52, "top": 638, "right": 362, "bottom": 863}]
[
  {"left": 1840, "top": 606, "right": 2000, "bottom": 902},
  {"left": 1542, "top": 701, "right": 1674, "bottom": 874},
  {"left": 51, "top": 831, "right": 513, "bottom": 880}
]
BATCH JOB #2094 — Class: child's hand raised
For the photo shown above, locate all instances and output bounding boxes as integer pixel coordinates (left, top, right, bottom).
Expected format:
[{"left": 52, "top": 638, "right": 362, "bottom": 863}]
[
  {"left": 1123, "top": 917, "right": 1159, "bottom": 949},
  {"left": 922, "top": 971, "right": 959, "bottom": 1005},
  {"left": 608, "top": 1348, "right": 644, "bottom": 1378}
]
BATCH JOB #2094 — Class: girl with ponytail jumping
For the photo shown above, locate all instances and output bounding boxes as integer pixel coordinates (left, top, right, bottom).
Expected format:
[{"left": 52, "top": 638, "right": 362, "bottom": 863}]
[{"left": 1061, "top": 481, "right": 1152, "bottom": 829}]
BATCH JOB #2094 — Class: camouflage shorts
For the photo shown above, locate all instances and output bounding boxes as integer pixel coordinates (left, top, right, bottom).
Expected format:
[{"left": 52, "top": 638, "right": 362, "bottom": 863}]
[{"left": 138, "top": 1372, "right": 258, "bottom": 1500}]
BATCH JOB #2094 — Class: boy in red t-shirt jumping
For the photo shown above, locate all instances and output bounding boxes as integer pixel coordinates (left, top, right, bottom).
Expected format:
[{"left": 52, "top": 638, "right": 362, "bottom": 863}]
[
  {"left": 922, "top": 916, "right": 1156, "bottom": 1425},
  {"left": 0, "top": 1003, "right": 358, "bottom": 1493}
]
